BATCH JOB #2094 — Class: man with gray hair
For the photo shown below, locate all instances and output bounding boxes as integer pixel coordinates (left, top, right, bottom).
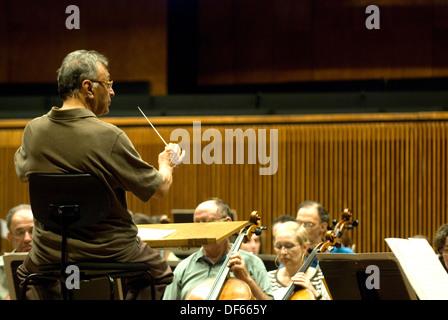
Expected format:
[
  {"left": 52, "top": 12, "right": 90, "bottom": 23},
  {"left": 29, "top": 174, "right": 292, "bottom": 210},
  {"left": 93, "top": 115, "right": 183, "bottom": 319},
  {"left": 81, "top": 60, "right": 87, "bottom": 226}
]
[
  {"left": 14, "top": 50, "right": 185, "bottom": 299},
  {"left": 0, "top": 204, "right": 33, "bottom": 300}
]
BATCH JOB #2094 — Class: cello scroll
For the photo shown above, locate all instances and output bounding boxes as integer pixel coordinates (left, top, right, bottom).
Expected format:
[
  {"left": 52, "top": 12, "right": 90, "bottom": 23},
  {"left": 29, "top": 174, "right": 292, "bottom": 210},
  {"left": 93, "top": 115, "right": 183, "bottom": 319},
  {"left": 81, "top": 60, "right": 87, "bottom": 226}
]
[
  {"left": 317, "top": 208, "right": 359, "bottom": 253},
  {"left": 243, "top": 211, "right": 267, "bottom": 245}
]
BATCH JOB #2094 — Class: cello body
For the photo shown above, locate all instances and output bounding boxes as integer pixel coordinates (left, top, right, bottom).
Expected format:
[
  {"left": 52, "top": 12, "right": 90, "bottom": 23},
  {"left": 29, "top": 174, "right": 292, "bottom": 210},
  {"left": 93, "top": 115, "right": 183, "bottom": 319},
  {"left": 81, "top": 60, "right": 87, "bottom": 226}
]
[
  {"left": 185, "top": 278, "right": 254, "bottom": 300},
  {"left": 289, "top": 288, "right": 315, "bottom": 300}
]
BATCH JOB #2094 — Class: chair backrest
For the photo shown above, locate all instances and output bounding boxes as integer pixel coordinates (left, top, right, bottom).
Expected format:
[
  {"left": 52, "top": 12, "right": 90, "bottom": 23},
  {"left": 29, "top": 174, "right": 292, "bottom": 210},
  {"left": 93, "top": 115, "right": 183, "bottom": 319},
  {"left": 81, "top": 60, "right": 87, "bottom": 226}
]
[{"left": 29, "top": 173, "right": 110, "bottom": 231}]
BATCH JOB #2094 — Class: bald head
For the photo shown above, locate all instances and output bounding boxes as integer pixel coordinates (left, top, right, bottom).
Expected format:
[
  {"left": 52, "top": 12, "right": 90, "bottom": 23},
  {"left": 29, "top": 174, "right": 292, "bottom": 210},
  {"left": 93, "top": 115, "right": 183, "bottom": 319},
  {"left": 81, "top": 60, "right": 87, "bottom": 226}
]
[
  {"left": 193, "top": 198, "right": 232, "bottom": 223},
  {"left": 7, "top": 205, "right": 34, "bottom": 252}
]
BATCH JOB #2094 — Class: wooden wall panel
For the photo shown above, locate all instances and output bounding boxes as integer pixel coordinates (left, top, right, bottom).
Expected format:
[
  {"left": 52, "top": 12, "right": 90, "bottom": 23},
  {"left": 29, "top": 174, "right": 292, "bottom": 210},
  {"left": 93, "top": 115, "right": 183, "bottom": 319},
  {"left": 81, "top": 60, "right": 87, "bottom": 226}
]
[
  {"left": 0, "top": 0, "right": 168, "bottom": 94},
  {"left": 1, "top": 112, "right": 448, "bottom": 255},
  {"left": 198, "top": 0, "right": 448, "bottom": 86},
  {"left": 2, "top": 0, "right": 448, "bottom": 95}
]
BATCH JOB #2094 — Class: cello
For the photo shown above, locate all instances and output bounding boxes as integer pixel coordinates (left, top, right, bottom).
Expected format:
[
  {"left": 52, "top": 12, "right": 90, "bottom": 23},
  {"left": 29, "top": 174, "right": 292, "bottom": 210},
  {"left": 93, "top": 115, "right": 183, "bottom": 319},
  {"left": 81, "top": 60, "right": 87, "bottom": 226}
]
[
  {"left": 282, "top": 208, "right": 358, "bottom": 300},
  {"left": 185, "top": 211, "right": 266, "bottom": 300}
]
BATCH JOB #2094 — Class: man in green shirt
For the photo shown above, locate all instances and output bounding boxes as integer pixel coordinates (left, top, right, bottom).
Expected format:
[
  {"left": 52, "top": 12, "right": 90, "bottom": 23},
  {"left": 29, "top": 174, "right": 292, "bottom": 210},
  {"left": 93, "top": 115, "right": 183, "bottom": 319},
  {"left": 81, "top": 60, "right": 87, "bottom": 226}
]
[{"left": 163, "top": 198, "right": 273, "bottom": 300}]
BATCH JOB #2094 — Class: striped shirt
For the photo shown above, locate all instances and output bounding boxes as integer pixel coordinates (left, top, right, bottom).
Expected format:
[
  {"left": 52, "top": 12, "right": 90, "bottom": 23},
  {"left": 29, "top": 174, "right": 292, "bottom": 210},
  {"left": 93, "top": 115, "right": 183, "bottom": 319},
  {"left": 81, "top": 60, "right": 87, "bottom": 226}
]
[{"left": 268, "top": 265, "right": 330, "bottom": 300}]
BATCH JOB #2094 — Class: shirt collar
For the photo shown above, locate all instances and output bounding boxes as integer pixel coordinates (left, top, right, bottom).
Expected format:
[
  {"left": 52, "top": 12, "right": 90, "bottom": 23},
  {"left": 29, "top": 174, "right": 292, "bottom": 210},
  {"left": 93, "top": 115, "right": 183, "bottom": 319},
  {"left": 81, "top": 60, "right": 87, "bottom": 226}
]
[
  {"left": 194, "top": 247, "right": 206, "bottom": 262},
  {"left": 48, "top": 107, "right": 97, "bottom": 120},
  {"left": 195, "top": 246, "right": 228, "bottom": 266}
]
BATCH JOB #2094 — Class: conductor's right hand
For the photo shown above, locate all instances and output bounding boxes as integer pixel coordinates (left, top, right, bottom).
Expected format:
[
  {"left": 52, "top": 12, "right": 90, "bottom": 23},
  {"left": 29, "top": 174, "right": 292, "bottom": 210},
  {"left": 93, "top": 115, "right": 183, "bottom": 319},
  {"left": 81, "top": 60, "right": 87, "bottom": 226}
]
[
  {"left": 154, "top": 143, "right": 185, "bottom": 198},
  {"left": 158, "top": 143, "right": 185, "bottom": 171}
]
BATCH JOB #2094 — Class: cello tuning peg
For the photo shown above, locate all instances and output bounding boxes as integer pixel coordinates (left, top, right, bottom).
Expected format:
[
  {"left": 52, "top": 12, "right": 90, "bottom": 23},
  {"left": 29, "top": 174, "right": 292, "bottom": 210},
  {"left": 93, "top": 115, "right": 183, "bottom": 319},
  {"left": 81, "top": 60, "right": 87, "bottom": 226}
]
[
  {"left": 346, "top": 220, "right": 359, "bottom": 230},
  {"left": 254, "top": 226, "right": 267, "bottom": 236}
]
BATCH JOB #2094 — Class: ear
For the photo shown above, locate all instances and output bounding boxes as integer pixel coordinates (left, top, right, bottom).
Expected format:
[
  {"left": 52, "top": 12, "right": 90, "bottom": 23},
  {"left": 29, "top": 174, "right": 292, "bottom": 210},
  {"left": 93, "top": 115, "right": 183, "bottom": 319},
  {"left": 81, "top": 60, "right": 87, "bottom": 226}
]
[
  {"left": 81, "top": 79, "right": 95, "bottom": 98},
  {"left": 302, "top": 242, "right": 309, "bottom": 253},
  {"left": 320, "top": 222, "right": 329, "bottom": 237}
]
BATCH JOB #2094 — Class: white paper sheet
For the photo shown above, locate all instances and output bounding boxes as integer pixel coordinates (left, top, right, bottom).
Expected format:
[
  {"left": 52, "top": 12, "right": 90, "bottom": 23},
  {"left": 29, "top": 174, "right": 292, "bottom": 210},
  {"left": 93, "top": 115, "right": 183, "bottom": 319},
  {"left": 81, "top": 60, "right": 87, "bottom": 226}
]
[
  {"left": 386, "top": 237, "right": 448, "bottom": 300},
  {"left": 137, "top": 228, "right": 176, "bottom": 240}
]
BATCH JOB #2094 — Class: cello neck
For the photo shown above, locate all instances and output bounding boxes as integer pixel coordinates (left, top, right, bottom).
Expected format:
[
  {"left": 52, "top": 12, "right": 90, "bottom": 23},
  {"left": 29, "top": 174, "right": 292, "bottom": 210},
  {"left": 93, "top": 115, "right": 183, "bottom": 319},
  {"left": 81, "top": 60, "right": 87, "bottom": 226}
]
[
  {"left": 205, "top": 231, "right": 246, "bottom": 300},
  {"left": 281, "top": 247, "right": 320, "bottom": 300},
  {"left": 204, "top": 211, "right": 263, "bottom": 300}
]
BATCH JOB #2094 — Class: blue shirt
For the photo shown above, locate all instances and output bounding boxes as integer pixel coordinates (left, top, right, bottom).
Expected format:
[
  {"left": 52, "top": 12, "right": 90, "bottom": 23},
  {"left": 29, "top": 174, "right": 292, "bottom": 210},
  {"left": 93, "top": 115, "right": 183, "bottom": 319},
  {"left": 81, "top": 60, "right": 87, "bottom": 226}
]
[{"left": 331, "top": 246, "right": 355, "bottom": 253}]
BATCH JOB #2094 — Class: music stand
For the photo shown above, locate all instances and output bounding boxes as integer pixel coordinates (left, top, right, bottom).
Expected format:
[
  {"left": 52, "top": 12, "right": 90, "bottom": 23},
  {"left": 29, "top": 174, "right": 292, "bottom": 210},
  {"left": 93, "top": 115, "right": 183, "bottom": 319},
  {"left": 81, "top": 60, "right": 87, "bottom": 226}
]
[
  {"left": 171, "top": 209, "right": 194, "bottom": 223},
  {"left": 3, "top": 252, "right": 28, "bottom": 300},
  {"left": 316, "top": 252, "right": 417, "bottom": 300}
]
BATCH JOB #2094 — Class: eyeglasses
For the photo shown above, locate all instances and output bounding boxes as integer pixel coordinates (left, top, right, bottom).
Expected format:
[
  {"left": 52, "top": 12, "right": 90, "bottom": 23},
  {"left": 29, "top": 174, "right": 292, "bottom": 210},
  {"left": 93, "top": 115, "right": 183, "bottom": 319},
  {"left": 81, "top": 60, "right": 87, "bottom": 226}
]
[
  {"left": 296, "top": 221, "right": 316, "bottom": 230},
  {"left": 274, "top": 244, "right": 299, "bottom": 251},
  {"left": 90, "top": 80, "right": 113, "bottom": 89},
  {"left": 11, "top": 228, "right": 33, "bottom": 238}
]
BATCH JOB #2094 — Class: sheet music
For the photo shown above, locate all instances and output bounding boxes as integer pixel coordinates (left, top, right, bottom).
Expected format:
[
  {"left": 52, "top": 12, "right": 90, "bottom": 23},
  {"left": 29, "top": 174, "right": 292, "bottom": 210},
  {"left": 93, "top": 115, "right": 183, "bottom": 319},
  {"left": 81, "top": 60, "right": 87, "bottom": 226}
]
[
  {"left": 137, "top": 228, "right": 176, "bottom": 240},
  {"left": 385, "top": 237, "right": 448, "bottom": 300}
]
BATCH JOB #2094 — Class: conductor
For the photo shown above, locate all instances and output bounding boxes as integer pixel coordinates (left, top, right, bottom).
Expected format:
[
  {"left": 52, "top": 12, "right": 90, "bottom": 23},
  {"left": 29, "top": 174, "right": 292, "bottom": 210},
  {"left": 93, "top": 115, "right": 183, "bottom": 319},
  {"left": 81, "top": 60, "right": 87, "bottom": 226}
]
[{"left": 14, "top": 49, "right": 185, "bottom": 300}]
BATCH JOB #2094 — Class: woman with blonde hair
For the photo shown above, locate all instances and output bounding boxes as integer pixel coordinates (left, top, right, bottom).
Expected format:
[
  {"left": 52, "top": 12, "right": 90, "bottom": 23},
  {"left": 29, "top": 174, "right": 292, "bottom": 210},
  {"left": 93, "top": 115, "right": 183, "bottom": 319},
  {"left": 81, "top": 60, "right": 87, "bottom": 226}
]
[{"left": 268, "top": 221, "right": 329, "bottom": 300}]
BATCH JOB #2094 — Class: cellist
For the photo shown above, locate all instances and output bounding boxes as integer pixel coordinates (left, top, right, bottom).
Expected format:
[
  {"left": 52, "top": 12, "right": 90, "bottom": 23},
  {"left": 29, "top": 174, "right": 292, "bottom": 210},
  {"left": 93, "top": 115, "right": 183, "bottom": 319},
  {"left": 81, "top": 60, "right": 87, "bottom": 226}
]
[
  {"left": 162, "top": 198, "right": 273, "bottom": 300},
  {"left": 268, "top": 221, "right": 330, "bottom": 300}
]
